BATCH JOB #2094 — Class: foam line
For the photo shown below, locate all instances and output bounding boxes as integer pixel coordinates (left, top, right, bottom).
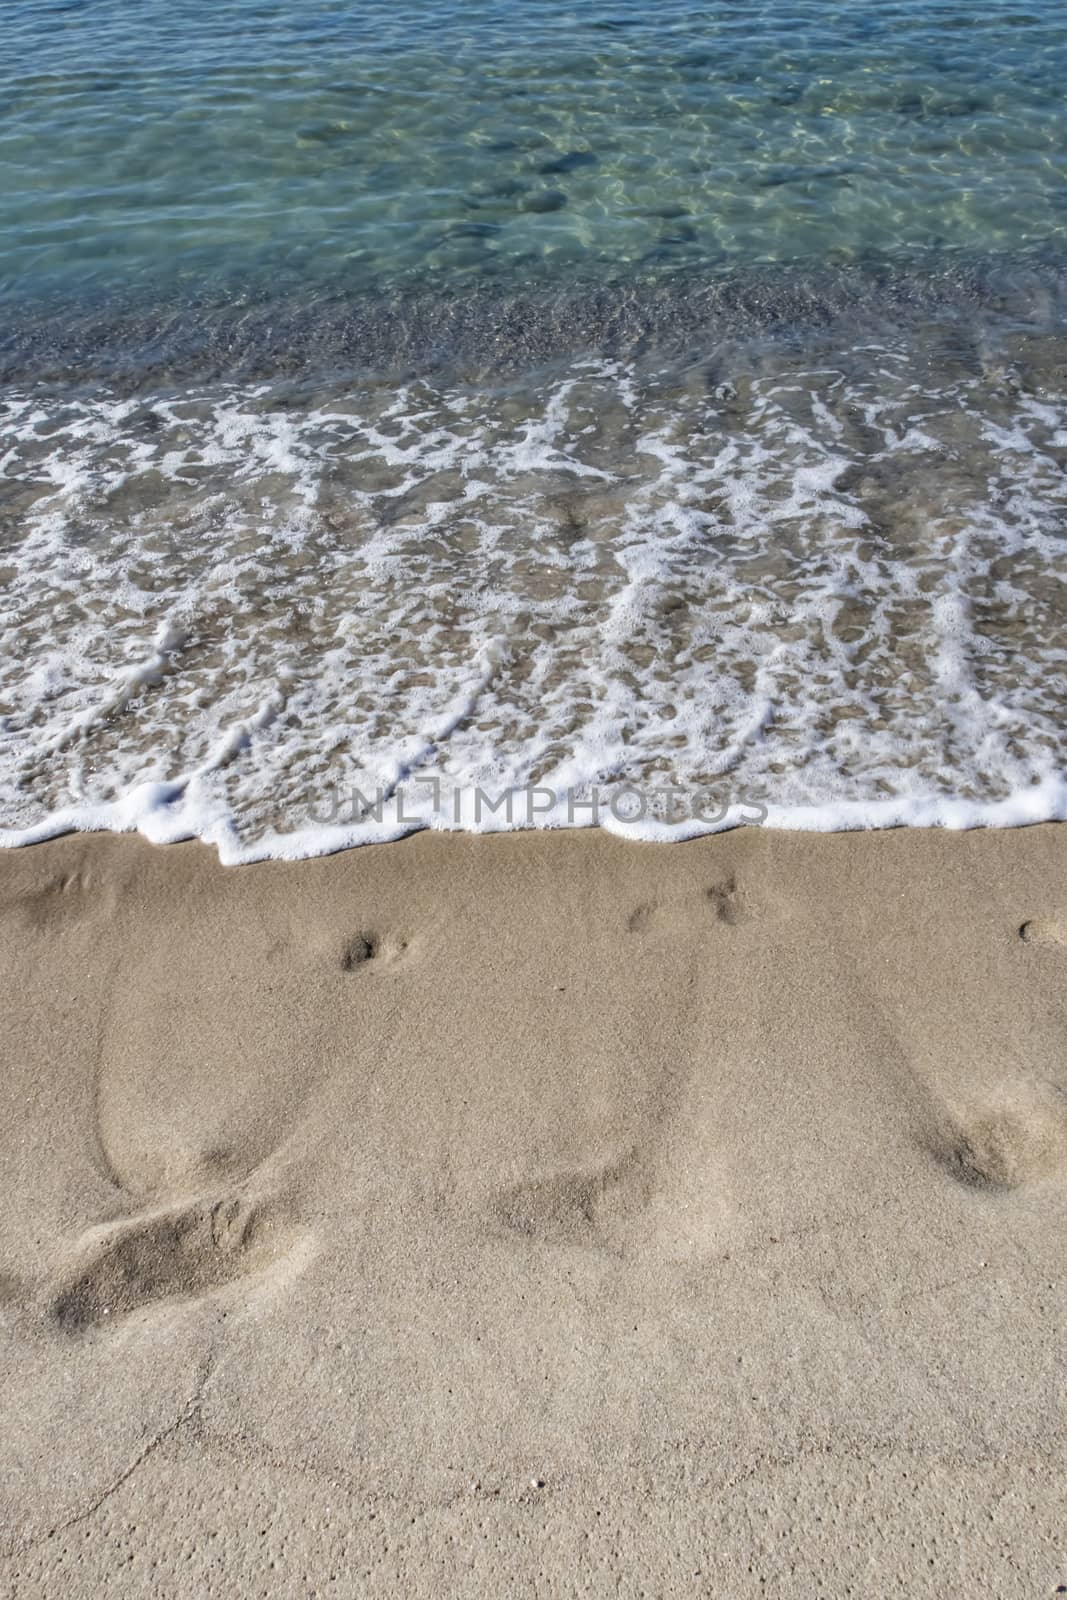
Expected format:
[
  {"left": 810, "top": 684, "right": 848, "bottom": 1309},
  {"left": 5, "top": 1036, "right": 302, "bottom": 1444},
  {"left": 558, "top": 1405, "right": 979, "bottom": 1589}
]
[{"left": 1, "top": 318, "right": 1064, "bottom": 862}]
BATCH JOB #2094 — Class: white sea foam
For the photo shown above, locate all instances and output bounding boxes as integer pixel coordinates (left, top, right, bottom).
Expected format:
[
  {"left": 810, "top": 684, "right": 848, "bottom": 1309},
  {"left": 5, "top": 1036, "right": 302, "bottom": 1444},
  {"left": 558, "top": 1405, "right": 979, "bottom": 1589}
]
[{"left": 0, "top": 342, "right": 1065, "bottom": 862}]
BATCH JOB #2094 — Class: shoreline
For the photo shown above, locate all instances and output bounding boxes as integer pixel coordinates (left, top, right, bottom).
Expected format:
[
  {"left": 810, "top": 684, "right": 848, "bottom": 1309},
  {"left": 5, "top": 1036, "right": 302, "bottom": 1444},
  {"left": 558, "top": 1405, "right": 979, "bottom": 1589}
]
[
  {"left": 2, "top": 824, "right": 1065, "bottom": 1593},
  {"left": 6, "top": 246, "right": 1067, "bottom": 388},
  {"left": 5, "top": 768, "right": 1067, "bottom": 862}
]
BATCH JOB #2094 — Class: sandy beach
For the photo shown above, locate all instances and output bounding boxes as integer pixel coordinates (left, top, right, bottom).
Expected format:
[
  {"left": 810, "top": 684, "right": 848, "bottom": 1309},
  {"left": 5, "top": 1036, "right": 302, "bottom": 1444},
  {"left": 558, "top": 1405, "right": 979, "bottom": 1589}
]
[
  {"left": 0, "top": 823, "right": 1065, "bottom": 1595},
  {"left": 4, "top": 0, "right": 1067, "bottom": 1591}
]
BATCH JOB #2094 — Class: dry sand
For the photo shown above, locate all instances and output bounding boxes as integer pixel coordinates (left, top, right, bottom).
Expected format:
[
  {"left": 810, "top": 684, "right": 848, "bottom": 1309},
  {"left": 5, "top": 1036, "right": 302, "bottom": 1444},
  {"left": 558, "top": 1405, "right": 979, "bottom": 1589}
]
[{"left": 0, "top": 823, "right": 1065, "bottom": 1596}]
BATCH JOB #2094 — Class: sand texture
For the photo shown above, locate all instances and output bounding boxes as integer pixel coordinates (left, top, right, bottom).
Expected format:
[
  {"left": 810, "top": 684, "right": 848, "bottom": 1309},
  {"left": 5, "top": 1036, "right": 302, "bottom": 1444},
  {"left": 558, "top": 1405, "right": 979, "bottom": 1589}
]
[{"left": 0, "top": 824, "right": 1065, "bottom": 1596}]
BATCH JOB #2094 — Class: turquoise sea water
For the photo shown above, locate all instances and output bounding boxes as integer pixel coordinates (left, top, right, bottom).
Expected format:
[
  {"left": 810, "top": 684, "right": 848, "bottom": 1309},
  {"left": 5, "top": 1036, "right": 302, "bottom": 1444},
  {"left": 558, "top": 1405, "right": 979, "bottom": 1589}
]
[
  {"left": 1, "top": 1, "right": 1065, "bottom": 856},
  {"left": 2, "top": 0, "right": 1066, "bottom": 368}
]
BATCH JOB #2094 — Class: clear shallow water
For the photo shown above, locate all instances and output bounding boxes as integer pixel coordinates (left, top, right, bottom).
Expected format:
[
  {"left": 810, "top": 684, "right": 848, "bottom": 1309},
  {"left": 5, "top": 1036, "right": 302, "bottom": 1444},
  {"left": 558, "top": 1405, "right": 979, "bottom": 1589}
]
[
  {"left": 1, "top": 1, "right": 1066, "bottom": 857},
  {"left": 3, "top": 0, "right": 1067, "bottom": 319}
]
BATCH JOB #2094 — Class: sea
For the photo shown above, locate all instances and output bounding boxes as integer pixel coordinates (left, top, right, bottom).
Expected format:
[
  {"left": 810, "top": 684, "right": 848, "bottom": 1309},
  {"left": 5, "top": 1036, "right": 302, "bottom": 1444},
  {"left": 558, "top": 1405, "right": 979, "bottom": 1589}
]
[{"left": 1, "top": 0, "right": 1065, "bottom": 860}]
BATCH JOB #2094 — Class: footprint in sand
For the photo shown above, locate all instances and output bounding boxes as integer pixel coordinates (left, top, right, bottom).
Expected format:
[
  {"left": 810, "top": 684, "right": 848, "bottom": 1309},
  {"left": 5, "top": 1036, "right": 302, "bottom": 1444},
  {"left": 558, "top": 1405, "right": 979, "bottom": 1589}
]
[
  {"left": 626, "top": 904, "right": 656, "bottom": 935},
  {"left": 2, "top": 867, "right": 116, "bottom": 934},
  {"left": 340, "top": 928, "right": 411, "bottom": 972},
  {"left": 1019, "top": 914, "right": 1067, "bottom": 948},
  {"left": 72, "top": 1006, "right": 315, "bottom": 1335},
  {"left": 494, "top": 1147, "right": 652, "bottom": 1250},
  {"left": 705, "top": 874, "right": 750, "bottom": 926},
  {"left": 47, "top": 1190, "right": 305, "bottom": 1336},
  {"left": 939, "top": 1081, "right": 1067, "bottom": 1192},
  {"left": 627, "top": 872, "right": 751, "bottom": 935}
]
